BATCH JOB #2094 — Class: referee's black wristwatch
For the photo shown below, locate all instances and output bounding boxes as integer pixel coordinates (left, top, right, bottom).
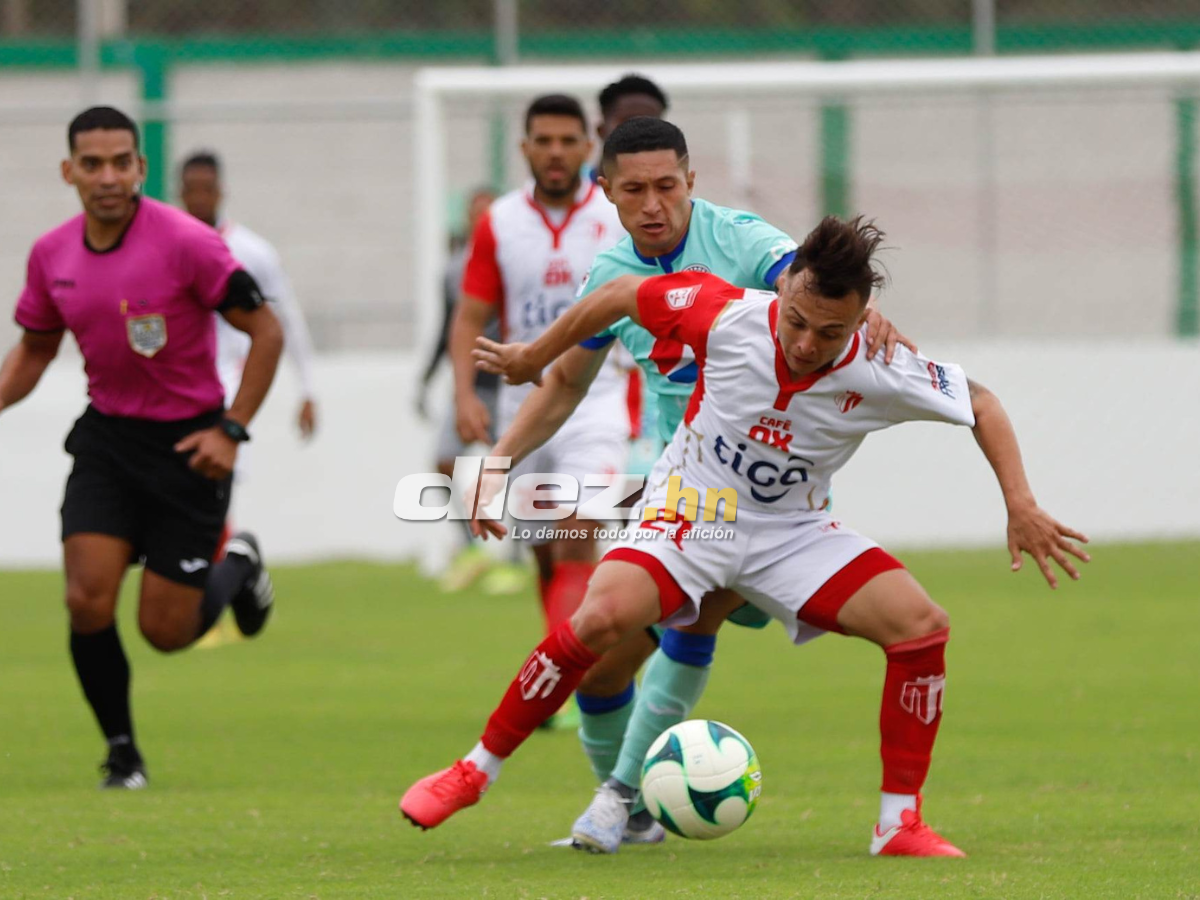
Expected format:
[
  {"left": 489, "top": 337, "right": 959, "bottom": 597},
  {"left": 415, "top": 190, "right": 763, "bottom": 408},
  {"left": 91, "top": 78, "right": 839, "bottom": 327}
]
[{"left": 219, "top": 417, "right": 251, "bottom": 443}]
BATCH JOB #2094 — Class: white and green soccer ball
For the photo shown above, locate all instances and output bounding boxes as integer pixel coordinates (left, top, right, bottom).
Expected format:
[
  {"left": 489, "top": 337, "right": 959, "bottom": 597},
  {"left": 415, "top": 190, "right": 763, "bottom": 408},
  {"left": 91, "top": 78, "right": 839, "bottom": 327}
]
[{"left": 640, "top": 719, "right": 762, "bottom": 840}]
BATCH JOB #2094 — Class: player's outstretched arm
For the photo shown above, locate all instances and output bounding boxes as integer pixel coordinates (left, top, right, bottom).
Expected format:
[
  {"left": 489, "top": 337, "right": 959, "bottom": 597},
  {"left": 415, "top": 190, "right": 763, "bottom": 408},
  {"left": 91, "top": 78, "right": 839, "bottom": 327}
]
[
  {"left": 0, "top": 329, "right": 63, "bottom": 415},
  {"left": 969, "top": 378, "right": 1090, "bottom": 589},
  {"left": 450, "top": 295, "right": 497, "bottom": 443},
  {"left": 469, "top": 343, "right": 612, "bottom": 541},
  {"left": 473, "top": 275, "right": 645, "bottom": 386}
]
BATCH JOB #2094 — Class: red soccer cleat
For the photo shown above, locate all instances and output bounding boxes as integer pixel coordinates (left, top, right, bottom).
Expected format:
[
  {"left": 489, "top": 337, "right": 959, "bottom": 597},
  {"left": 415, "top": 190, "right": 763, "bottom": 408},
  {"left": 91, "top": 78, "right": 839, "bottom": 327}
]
[
  {"left": 869, "top": 796, "right": 966, "bottom": 858},
  {"left": 400, "top": 760, "right": 489, "bottom": 830}
]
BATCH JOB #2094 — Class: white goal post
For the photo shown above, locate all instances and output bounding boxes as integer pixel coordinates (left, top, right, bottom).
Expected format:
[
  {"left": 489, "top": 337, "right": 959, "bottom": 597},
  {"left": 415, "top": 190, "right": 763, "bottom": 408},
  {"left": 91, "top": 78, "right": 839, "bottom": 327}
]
[{"left": 413, "top": 51, "right": 1200, "bottom": 346}]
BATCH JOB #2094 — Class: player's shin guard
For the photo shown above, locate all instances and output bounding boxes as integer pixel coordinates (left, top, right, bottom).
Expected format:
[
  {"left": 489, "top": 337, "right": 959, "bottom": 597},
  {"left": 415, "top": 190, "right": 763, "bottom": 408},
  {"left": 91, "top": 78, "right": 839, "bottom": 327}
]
[
  {"left": 542, "top": 561, "right": 594, "bottom": 634},
  {"left": 577, "top": 683, "right": 636, "bottom": 782},
  {"left": 879, "top": 627, "right": 950, "bottom": 794},
  {"left": 610, "top": 631, "right": 715, "bottom": 797},
  {"left": 481, "top": 622, "right": 599, "bottom": 758}
]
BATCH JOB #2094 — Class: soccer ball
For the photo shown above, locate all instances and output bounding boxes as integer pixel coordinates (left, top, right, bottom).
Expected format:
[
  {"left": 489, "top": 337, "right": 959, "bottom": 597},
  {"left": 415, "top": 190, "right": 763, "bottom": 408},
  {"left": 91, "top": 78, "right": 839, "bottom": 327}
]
[{"left": 640, "top": 719, "right": 761, "bottom": 840}]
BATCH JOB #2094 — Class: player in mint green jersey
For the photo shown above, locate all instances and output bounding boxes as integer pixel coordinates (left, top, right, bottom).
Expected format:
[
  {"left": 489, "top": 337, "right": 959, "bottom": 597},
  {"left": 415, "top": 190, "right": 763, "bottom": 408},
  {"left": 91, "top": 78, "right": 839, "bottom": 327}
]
[{"left": 472, "top": 117, "right": 914, "bottom": 851}]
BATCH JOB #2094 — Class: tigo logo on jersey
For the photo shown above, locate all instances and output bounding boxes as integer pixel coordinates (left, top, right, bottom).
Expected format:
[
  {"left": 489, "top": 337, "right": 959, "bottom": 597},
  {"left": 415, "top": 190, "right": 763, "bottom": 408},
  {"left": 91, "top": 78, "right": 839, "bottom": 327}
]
[
  {"left": 835, "top": 390, "right": 864, "bottom": 413},
  {"left": 665, "top": 284, "right": 701, "bottom": 310},
  {"left": 713, "top": 433, "right": 812, "bottom": 504},
  {"left": 927, "top": 362, "right": 954, "bottom": 398}
]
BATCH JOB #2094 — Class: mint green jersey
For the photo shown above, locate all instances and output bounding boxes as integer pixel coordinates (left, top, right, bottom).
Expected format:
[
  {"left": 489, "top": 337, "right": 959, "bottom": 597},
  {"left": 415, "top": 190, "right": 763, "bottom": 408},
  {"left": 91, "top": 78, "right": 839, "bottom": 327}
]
[{"left": 578, "top": 198, "right": 797, "bottom": 442}]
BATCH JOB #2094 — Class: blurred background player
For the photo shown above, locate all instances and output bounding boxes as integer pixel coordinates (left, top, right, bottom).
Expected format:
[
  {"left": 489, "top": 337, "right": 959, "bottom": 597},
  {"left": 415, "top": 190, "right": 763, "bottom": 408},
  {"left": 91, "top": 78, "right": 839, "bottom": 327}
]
[
  {"left": 0, "top": 107, "right": 282, "bottom": 789},
  {"left": 414, "top": 185, "right": 525, "bottom": 594},
  {"left": 179, "top": 151, "right": 318, "bottom": 448},
  {"left": 449, "top": 94, "right": 629, "bottom": 676},
  {"left": 179, "top": 150, "right": 319, "bottom": 644}
]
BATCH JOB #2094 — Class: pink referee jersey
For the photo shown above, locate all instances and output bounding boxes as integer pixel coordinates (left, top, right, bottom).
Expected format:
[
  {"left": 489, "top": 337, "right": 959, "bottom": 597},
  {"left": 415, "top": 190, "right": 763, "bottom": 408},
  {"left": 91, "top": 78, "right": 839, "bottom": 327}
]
[{"left": 14, "top": 197, "right": 240, "bottom": 421}]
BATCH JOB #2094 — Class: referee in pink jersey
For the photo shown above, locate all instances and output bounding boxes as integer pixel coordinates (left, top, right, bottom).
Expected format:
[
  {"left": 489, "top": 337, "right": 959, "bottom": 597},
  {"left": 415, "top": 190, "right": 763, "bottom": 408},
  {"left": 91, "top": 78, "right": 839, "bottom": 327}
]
[{"left": 0, "top": 107, "right": 284, "bottom": 789}]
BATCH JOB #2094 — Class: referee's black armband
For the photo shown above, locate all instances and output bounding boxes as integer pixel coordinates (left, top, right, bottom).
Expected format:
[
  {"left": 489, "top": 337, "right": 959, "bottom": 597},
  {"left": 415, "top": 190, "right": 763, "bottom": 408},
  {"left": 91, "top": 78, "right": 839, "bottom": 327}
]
[{"left": 218, "top": 269, "right": 266, "bottom": 313}]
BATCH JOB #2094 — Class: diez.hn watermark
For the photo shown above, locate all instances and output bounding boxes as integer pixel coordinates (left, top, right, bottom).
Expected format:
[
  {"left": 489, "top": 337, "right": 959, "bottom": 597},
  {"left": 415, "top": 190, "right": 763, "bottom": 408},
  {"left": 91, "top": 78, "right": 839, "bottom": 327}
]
[{"left": 393, "top": 456, "right": 740, "bottom": 524}]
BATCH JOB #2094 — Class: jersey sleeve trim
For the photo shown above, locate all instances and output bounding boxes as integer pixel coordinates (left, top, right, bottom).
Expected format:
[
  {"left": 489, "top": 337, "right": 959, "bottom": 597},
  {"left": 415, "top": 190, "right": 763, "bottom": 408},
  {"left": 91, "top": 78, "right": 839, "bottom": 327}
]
[
  {"left": 460, "top": 210, "right": 504, "bottom": 304},
  {"left": 763, "top": 250, "right": 797, "bottom": 289},
  {"left": 580, "top": 333, "right": 616, "bottom": 350}
]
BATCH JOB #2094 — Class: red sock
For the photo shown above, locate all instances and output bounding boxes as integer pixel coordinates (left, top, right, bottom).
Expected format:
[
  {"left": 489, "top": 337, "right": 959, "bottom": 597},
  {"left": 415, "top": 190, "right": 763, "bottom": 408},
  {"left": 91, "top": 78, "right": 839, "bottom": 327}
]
[
  {"left": 481, "top": 621, "right": 598, "bottom": 757},
  {"left": 542, "top": 561, "right": 594, "bottom": 634},
  {"left": 879, "top": 627, "right": 949, "bottom": 794},
  {"left": 213, "top": 521, "right": 233, "bottom": 562}
]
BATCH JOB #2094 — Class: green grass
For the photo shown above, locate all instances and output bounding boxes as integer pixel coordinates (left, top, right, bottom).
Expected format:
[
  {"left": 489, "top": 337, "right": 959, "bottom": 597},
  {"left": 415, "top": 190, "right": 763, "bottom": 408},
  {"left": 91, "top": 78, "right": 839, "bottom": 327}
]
[{"left": 1, "top": 542, "right": 1198, "bottom": 899}]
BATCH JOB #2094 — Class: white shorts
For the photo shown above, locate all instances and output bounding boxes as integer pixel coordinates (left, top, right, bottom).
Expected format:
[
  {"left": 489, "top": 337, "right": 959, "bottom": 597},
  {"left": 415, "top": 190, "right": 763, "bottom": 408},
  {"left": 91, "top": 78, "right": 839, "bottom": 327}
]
[
  {"left": 507, "top": 428, "right": 628, "bottom": 547},
  {"left": 606, "top": 489, "right": 897, "bottom": 645}
]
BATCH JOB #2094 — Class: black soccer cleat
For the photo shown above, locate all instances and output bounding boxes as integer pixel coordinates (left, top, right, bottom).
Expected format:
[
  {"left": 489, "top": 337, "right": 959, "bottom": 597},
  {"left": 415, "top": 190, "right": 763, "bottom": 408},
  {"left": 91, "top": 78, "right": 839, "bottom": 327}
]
[
  {"left": 99, "top": 745, "right": 148, "bottom": 790},
  {"left": 224, "top": 531, "right": 275, "bottom": 637}
]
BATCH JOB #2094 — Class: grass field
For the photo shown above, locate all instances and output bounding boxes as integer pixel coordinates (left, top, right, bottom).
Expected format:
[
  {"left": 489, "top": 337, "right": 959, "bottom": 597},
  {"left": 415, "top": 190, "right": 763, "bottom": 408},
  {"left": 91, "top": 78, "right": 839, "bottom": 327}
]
[{"left": 1, "top": 541, "right": 1197, "bottom": 899}]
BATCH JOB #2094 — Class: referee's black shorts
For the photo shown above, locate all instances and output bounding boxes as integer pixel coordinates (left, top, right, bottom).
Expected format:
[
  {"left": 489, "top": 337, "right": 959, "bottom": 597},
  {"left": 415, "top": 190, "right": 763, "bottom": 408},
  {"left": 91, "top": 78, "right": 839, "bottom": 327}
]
[{"left": 61, "top": 405, "right": 233, "bottom": 589}]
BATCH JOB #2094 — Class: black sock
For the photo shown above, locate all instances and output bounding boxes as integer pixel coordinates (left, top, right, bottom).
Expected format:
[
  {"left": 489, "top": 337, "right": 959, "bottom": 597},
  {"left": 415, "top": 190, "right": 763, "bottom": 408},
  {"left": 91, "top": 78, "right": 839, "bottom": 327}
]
[
  {"left": 196, "top": 552, "right": 254, "bottom": 638},
  {"left": 70, "top": 625, "right": 136, "bottom": 755}
]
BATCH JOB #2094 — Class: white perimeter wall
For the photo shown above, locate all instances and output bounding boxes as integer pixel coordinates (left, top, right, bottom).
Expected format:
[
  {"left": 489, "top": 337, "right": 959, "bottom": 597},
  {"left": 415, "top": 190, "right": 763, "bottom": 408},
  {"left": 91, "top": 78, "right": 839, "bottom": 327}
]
[{"left": 1, "top": 339, "right": 1196, "bottom": 570}]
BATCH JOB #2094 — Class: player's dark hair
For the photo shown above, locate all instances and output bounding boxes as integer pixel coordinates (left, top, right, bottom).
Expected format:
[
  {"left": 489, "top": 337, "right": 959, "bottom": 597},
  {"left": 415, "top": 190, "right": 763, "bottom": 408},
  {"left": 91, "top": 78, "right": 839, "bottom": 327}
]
[
  {"left": 601, "top": 117, "right": 688, "bottom": 172},
  {"left": 524, "top": 94, "right": 587, "bottom": 134},
  {"left": 788, "top": 216, "right": 886, "bottom": 304},
  {"left": 599, "top": 74, "right": 669, "bottom": 118},
  {"left": 181, "top": 150, "right": 221, "bottom": 177},
  {"left": 68, "top": 106, "right": 139, "bottom": 152}
]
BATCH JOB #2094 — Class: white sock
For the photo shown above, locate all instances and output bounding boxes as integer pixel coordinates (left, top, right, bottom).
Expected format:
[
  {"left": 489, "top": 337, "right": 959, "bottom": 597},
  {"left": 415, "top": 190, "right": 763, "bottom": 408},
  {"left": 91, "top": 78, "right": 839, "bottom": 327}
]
[
  {"left": 879, "top": 792, "right": 918, "bottom": 830},
  {"left": 465, "top": 742, "right": 503, "bottom": 785}
]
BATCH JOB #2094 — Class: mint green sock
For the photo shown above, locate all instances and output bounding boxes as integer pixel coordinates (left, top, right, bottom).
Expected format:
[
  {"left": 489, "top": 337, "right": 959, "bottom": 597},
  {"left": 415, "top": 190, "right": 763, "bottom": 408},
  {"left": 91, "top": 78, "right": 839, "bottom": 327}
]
[
  {"left": 577, "top": 687, "right": 637, "bottom": 782},
  {"left": 612, "top": 650, "right": 711, "bottom": 811}
]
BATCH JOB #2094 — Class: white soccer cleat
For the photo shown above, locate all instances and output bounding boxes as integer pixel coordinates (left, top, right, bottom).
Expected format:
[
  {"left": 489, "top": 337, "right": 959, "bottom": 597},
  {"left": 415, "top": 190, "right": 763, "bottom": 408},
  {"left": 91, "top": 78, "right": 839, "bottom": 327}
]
[{"left": 570, "top": 784, "right": 632, "bottom": 854}]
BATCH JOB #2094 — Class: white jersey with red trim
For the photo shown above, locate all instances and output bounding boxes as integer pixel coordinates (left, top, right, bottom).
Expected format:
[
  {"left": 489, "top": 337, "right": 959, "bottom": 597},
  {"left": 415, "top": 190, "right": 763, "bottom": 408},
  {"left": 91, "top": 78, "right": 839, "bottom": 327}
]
[
  {"left": 635, "top": 272, "right": 976, "bottom": 517},
  {"left": 214, "top": 220, "right": 317, "bottom": 404},
  {"left": 462, "top": 180, "right": 627, "bottom": 432}
]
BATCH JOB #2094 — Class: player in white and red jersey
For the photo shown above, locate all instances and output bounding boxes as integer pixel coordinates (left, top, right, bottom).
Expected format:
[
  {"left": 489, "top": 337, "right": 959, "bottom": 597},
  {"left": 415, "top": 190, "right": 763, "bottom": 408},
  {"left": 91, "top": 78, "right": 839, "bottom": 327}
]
[
  {"left": 401, "top": 216, "right": 1090, "bottom": 858},
  {"left": 179, "top": 152, "right": 319, "bottom": 451},
  {"left": 450, "top": 94, "right": 628, "bottom": 637}
]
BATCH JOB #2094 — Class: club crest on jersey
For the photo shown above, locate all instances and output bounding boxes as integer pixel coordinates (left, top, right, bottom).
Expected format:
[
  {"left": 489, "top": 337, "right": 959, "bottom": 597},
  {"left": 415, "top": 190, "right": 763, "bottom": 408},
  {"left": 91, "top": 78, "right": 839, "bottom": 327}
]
[
  {"left": 835, "top": 390, "right": 865, "bottom": 413},
  {"left": 126, "top": 314, "right": 167, "bottom": 358},
  {"left": 927, "top": 362, "right": 954, "bottom": 398},
  {"left": 682, "top": 263, "right": 712, "bottom": 274},
  {"left": 665, "top": 284, "right": 701, "bottom": 310},
  {"left": 900, "top": 674, "right": 945, "bottom": 725}
]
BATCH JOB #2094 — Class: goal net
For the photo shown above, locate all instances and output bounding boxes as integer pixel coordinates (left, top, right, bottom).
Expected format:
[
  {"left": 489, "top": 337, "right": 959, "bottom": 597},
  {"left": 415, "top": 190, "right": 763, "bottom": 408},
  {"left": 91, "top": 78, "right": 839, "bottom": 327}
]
[{"left": 413, "top": 52, "right": 1200, "bottom": 347}]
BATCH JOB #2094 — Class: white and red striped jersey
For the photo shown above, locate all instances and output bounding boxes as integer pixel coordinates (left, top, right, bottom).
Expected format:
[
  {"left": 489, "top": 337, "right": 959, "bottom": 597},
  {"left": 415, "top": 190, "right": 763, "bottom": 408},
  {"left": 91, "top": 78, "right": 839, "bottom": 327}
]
[
  {"left": 462, "top": 179, "right": 627, "bottom": 432},
  {"left": 635, "top": 273, "right": 976, "bottom": 516}
]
